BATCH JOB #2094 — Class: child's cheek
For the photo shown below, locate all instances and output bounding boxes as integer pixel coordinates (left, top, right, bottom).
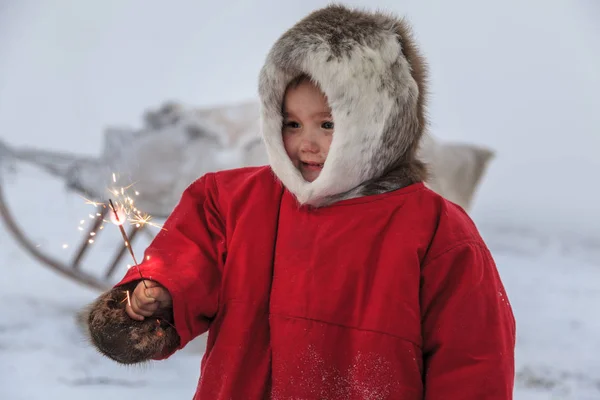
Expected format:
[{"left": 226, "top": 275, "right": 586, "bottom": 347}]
[{"left": 282, "top": 134, "right": 296, "bottom": 160}]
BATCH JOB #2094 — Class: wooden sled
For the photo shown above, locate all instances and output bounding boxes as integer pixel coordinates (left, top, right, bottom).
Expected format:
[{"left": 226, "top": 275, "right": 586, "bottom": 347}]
[{"left": 0, "top": 150, "right": 158, "bottom": 292}]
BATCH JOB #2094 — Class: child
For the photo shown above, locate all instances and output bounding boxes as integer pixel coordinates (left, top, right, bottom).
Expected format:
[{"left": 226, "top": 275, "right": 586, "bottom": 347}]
[{"left": 83, "top": 5, "right": 516, "bottom": 399}]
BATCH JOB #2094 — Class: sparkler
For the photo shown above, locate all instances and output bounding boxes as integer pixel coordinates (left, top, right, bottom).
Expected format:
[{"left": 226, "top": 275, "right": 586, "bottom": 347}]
[
  {"left": 65, "top": 177, "right": 164, "bottom": 253},
  {"left": 73, "top": 174, "right": 176, "bottom": 332},
  {"left": 108, "top": 198, "right": 148, "bottom": 289},
  {"left": 107, "top": 196, "right": 176, "bottom": 333}
]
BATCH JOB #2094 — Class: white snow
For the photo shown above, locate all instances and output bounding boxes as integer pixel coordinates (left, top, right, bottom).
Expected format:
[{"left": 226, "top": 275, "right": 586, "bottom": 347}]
[{"left": 1, "top": 1, "right": 599, "bottom": 399}]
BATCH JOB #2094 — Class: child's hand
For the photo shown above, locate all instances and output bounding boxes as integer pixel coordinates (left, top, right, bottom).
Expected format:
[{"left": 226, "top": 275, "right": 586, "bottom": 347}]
[
  {"left": 126, "top": 280, "right": 172, "bottom": 321},
  {"left": 82, "top": 281, "right": 180, "bottom": 364}
]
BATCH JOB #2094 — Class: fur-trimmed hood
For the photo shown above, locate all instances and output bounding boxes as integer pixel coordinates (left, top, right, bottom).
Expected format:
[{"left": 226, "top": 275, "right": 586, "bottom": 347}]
[{"left": 259, "top": 4, "right": 428, "bottom": 207}]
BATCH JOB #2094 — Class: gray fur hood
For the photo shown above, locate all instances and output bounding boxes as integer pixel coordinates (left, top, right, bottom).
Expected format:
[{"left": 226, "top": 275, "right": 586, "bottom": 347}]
[{"left": 259, "top": 4, "right": 428, "bottom": 207}]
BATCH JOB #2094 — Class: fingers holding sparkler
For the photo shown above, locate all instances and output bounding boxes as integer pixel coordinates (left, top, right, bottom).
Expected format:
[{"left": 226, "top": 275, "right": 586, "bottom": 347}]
[{"left": 125, "top": 280, "right": 173, "bottom": 321}]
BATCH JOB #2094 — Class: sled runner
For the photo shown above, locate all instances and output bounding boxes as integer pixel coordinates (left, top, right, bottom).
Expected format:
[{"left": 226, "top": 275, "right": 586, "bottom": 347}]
[{"left": 0, "top": 151, "right": 158, "bottom": 291}]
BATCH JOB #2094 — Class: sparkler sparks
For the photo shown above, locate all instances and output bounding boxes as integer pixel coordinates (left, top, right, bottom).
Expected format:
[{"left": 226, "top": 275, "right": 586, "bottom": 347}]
[
  {"left": 78, "top": 195, "right": 105, "bottom": 208},
  {"left": 60, "top": 175, "right": 164, "bottom": 299},
  {"left": 103, "top": 183, "right": 164, "bottom": 231},
  {"left": 77, "top": 179, "right": 164, "bottom": 231},
  {"left": 108, "top": 198, "right": 148, "bottom": 289}
]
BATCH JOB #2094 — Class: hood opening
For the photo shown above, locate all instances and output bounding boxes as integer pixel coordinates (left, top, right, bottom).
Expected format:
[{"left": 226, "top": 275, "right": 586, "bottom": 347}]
[{"left": 259, "top": 5, "right": 429, "bottom": 207}]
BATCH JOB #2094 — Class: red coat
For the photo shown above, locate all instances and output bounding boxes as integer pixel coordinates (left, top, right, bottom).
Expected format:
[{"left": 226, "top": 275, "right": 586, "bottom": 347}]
[{"left": 117, "top": 166, "right": 516, "bottom": 399}]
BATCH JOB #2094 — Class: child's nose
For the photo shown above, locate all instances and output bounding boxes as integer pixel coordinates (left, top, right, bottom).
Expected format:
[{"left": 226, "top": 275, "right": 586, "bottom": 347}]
[
  {"left": 300, "top": 138, "right": 320, "bottom": 153},
  {"left": 300, "top": 131, "right": 320, "bottom": 153}
]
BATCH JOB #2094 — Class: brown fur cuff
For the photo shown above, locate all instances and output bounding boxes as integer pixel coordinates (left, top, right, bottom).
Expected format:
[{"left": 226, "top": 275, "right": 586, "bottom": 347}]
[{"left": 80, "top": 281, "right": 180, "bottom": 365}]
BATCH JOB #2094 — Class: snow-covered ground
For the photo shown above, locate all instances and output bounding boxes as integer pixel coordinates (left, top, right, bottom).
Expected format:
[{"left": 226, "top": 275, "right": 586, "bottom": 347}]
[{"left": 1, "top": 1, "right": 599, "bottom": 399}]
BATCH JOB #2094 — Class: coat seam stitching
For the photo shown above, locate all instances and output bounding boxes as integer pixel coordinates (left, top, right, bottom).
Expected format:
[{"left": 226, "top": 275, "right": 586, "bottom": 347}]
[{"left": 270, "top": 312, "right": 422, "bottom": 349}]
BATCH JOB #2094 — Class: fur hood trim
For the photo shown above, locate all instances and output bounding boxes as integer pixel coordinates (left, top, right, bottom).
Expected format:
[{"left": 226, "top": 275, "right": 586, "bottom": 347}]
[{"left": 259, "top": 4, "right": 428, "bottom": 206}]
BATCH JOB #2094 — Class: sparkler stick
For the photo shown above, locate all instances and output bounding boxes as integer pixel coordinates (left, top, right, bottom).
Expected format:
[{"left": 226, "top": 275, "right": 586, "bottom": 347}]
[
  {"left": 104, "top": 192, "right": 175, "bottom": 331},
  {"left": 108, "top": 198, "right": 148, "bottom": 289}
]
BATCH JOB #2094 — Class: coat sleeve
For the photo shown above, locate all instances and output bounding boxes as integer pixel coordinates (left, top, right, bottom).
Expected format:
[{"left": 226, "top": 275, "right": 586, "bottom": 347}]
[
  {"left": 420, "top": 241, "right": 516, "bottom": 399},
  {"left": 114, "top": 173, "right": 225, "bottom": 355}
]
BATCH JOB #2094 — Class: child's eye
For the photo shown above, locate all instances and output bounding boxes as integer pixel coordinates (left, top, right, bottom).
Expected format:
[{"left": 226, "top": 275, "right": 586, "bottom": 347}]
[
  {"left": 283, "top": 121, "right": 300, "bottom": 129},
  {"left": 321, "top": 121, "right": 334, "bottom": 130}
]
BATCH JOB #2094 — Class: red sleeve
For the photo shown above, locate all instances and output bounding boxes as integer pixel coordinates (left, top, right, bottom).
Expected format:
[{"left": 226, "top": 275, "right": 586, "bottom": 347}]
[
  {"left": 115, "top": 173, "right": 225, "bottom": 355},
  {"left": 421, "top": 241, "right": 516, "bottom": 399}
]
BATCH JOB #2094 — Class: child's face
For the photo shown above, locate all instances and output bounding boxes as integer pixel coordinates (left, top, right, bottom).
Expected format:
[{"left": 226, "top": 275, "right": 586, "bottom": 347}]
[{"left": 282, "top": 80, "right": 334, "bottom": 183}]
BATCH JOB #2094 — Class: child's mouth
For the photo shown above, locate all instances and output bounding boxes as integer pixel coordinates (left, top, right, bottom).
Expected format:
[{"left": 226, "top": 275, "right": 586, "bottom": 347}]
[{"left": 301, "top": 161, "right": 324, "bottom": 170}]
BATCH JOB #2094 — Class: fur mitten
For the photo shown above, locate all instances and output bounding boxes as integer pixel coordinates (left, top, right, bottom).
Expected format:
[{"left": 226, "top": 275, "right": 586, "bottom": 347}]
[{"left": 79, "top": 281, "right": 180, "bottom": 364}]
